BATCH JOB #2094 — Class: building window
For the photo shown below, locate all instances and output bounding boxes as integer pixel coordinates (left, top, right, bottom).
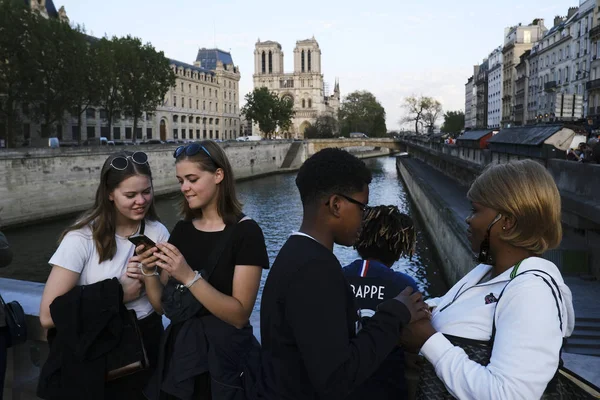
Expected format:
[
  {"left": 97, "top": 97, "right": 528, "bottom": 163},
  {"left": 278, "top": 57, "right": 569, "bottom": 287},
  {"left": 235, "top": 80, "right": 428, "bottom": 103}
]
[
  {"left": 301, "top": 50, "right": 305, "bottom": 72},
  {"left": 216, "top": 130, "right": 219, "bottom": 139},
  {"left": 173, "top": 129, "right": 178, "bottom": 139},
  {"left": 189, "top": 84, "right": 191, "bottom": 93},
  {"left": 181, "top": 82, "right": 184, "bottom": 92},
  {"left": 146, "top": 128, "right": 152, "bottom": 139},
  {"left": 302, "top": 99, "right": 305, "bottom": 108},
  {"left": 173, "top": 115, "right": 178, "bottom": 123},
  {"left": 196, "top": 85, "right": 199, "bottom": 94},
  {"left": 136, "top": 127, "right": 142, "bottom": 139},
  {"left": 210, "top": 102, "right": 212, "bottom": 111},
  {"left": 182, "top": 97, "right": 185, "bottom": 108},
  {"left": 203, "top": 129, "right": 207, "bottom": 138},
  {"left": 308, "top": 99, "right": 312, "bottom": 108},
  {"left": 86, "top": 108, "right": 96, "bottom": 119},
  {"left": 189, "top": 98, "right": 192, "bottom": 108},
  {"left": 181, "top": 115, "right": 186, "bottom": 123},
  {"left": 87, "top": 126, "right": 95, "bottom": 138},
  {"left": 100, "top": 126, "right": 109, "bottom": 139},
  {"left": 125, "top": 127, "right": 132, "bottom": 139},
  {"left": 209, "top": 118, "right": 213, "bottom": 125},
  {"left": 216, "top": 102, "right": 218, "bottom": 112},
  {"left": 203, "top": 101, "right": 206, "bottom": 110},
  {"left": 209, "top": 130, "right": 213, "bottom": 139},
  {"left": 209, "top": 88, "right": 212, "bottom": 97},
  {"left": 196, "top": 100, "right": 199, "bottom": 109},
  {"left": 196, "top": 129, "right": 200, "bottom": 139},
  {"left": 174, "top": 97, "right": 177, "bottom": 107},
  {"left": 268, "top": 51, "right": 273, "bottom": 73},
  {"left": 113, "top": 127, "right": 121, "bottom": 140},
  {"left": 308, "top": 50, "right": 312, "bottom": 71},
  {"left": 182, "top": 128, "right": 186, "bottom": 139}
]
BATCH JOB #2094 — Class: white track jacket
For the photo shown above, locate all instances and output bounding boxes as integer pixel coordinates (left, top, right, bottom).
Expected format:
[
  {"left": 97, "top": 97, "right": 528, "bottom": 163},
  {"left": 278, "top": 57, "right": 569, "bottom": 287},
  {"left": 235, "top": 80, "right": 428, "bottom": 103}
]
[{"left": 422, "top": 257, "right": 575, "bottom": 400}]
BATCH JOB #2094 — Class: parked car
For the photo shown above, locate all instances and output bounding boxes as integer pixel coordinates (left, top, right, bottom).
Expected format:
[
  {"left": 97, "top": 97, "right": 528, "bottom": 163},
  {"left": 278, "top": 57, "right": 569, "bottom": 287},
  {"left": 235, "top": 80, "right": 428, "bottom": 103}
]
[
  {"left": 349, "top": 132, "right": 368, "bottom": 138},
  {"left": 145, "top": 139, "right": 165, "bottom": 145}
]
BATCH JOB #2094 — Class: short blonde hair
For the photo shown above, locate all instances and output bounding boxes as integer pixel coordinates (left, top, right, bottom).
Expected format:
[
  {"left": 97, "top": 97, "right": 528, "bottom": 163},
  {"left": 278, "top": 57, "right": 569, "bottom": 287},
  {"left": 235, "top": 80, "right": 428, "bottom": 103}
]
[{"left": 467, "top": 159, "right": 562, "bottom": 254}]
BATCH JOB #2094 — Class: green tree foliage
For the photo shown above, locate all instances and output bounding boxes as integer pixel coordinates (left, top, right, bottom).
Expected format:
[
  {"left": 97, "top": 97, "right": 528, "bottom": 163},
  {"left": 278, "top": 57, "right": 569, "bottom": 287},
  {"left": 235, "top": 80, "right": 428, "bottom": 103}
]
[
  {"left": 118, "top": 36, "right": 175, "bottom": 143},
  {"left": 441, "top": 111, "right": 465, "bottom": 137},
  {"left": 0, "top": 0, "right": 39, "bottom": 147},
  {"left": 401, "top": 95, "right": 443, "bottom": 135},
  {"left": 304, "top": 115, "right": 339, "bottom": 139},
  {"left": 241, "top": 87, "right": 294, "bottom": 139},
  {"left": 339, "top": 91, "right": 387, "bottom": 137}
]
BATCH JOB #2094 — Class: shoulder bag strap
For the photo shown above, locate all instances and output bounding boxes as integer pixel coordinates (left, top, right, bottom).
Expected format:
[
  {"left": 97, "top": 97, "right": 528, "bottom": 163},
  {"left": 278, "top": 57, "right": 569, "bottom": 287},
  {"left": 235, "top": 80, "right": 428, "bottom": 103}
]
[
  {"left": 199, "top": 214, "right": 250, "bottom": 282},
  {"left": 491, "top": 267, "right": 563, "bottom": 343},
  {"left": 139, "top": 219, "right": 146, "bottom": 235}
]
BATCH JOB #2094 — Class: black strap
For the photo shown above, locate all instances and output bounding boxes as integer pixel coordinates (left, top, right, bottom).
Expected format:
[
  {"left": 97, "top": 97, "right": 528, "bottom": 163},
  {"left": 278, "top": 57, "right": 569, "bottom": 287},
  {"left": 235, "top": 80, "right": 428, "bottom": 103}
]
[
  {"left": 491, "top": 268, "right": 564, "bottom": 344},
  {"left": 140, "top": 219, "right": 145, "bottom": 235},
  {"left": 178, "top": 214, "right": 247, "bottom": 285}
]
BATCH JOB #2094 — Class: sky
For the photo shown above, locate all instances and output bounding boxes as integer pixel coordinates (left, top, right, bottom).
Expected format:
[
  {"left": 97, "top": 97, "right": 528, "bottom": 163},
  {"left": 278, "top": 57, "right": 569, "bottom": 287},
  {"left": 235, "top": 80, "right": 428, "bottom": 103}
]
[{"left": 57, "top": 0, "right": 579, "bottom": 130}]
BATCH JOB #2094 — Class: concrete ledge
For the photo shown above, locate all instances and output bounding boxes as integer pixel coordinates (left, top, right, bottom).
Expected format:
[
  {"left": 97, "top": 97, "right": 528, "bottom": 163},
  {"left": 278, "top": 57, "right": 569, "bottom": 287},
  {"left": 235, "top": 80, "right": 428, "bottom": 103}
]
[{"left": 396, "top": 156, "right": 476, "bottom": 285}]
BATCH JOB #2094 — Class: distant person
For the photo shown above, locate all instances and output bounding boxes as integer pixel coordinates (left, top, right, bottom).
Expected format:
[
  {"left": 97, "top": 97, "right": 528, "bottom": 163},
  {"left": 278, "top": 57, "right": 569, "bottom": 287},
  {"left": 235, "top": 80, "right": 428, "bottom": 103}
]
[
  {"left": 343, "top": 205, "right": 419, "bottom": 399},
  {"left": 400, "top": 160, "right": 575, "bottom": 399},
  {"left": 38, "top": 151, "right": 169, "bottom": 399},
  {"left": 0, "top": 230, "right": 13, "bottom": 400},
  {"left": 260, "top": 148, "right": 429, "bottom": 399}
]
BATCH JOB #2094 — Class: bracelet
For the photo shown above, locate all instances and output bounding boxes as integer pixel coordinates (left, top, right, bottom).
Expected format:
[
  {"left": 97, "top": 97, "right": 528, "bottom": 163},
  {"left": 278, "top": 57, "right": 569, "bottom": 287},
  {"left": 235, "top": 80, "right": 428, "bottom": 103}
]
[
  {"left": 139, "top": 262, "right": 159, "bottom": 277},
  {"left": 185, "top": 270, "right": 203, "bottom": 288}
]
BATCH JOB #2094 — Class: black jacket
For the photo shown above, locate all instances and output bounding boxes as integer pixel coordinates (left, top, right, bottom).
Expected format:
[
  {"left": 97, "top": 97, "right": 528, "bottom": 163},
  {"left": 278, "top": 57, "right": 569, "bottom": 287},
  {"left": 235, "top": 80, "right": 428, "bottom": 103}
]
[
  {"left": 37, "top": 278, "right": 136, "bottom": 400},
  {"left": 144, "top": 314, "right": 262, "bottom": 400},
  {"left": 260, "top": 235, "right": 411, "bottom": 400}
]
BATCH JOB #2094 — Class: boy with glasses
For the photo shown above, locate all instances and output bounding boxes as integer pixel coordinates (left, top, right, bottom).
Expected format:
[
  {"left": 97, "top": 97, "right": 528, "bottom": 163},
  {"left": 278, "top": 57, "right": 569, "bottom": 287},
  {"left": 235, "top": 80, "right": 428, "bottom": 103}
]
[{"left": 260, "top": 148, "right": 428, "bottom": 399}]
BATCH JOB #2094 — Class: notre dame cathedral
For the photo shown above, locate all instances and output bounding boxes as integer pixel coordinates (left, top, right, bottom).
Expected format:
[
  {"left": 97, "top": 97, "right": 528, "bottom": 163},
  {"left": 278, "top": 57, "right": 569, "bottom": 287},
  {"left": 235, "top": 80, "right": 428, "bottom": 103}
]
[{"left": 252, "top": 37, "right": 340, "bottom": 139}]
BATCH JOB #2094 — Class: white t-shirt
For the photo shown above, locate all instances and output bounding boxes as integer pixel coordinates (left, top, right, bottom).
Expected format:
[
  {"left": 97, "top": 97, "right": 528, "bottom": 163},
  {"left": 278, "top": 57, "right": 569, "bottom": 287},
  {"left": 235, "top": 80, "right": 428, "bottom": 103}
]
[{"left": 49, "top": 219, "right": 170, "bottom": 320}]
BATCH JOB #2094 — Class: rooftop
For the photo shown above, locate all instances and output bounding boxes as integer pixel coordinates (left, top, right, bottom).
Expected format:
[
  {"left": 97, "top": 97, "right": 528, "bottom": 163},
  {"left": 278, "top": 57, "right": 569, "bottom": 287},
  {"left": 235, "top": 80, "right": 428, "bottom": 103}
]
[{"left": 196, "top": 48, "right": 235, "bottom": 71}]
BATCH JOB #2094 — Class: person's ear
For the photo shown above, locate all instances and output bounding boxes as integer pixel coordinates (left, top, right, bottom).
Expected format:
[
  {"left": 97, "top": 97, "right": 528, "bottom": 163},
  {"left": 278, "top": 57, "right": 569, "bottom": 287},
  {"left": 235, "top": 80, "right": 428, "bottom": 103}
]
[
  {"left": 214, "top": 168, "right": 224, "bottom": 184},
  {"left": 326, "top": 194, "right": 342, "bottom": 218},
  {"left": 502, "top": 214, "right": 516, "bottom": 232}
]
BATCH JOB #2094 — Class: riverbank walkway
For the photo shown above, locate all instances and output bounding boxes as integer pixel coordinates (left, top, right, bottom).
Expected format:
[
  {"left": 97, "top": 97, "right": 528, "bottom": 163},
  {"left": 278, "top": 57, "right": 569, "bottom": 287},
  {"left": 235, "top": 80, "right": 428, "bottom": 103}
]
[{"left": 401, "top": 156, "right": 600, "bottom": 385}]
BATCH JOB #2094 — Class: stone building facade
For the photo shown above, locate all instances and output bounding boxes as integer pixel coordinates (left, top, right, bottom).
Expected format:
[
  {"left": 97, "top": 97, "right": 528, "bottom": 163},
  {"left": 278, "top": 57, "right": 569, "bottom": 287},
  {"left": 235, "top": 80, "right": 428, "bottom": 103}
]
[
  {"left": 487, "top": 47, "right": 503, "bottom": 128},
  {"left": 501, "top": 20, "right": 547, "bottom": 127},
  {"left": 465, "top": 76, "right": 475, "bottom": 129},
  {"left": 475, "top": 60, "right": 489, "bottom": 128},
  {"left": 252, "top": 37, "right": 340, "bottom": 139}
]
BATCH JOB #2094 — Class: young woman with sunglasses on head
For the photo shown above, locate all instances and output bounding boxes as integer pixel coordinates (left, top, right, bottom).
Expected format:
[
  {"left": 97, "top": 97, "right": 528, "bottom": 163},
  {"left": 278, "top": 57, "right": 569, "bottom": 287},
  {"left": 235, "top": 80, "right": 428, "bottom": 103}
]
[
  {"left": 39, "top": 150, "right": 169, "bottom": 398},
  {"left": 135, "top": 140, "right": 269, "bottom": 399}
]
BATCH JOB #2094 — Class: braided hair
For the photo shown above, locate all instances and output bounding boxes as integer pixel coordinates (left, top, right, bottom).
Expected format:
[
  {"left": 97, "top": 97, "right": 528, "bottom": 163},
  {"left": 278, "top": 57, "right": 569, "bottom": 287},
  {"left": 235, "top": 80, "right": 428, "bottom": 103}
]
[{"left": 354, "top": 205, "right": 416, "bottom": 266}]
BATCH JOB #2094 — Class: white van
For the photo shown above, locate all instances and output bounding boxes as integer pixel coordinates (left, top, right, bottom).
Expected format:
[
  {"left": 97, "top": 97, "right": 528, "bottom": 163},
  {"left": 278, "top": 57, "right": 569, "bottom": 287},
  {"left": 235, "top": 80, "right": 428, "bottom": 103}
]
[{"left": 236, "top": 135, "right": 262, "bottom": 142}]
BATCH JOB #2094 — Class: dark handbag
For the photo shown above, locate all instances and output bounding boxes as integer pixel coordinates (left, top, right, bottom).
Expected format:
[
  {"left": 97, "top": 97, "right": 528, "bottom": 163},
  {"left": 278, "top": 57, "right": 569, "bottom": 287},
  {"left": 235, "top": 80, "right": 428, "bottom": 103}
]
[
  {"left": 416, "top": 269, "right": 600, "bottom": 399},
  {"left": 0, "top": 293, "right": 27, "bottom": 348},
  {"left": 161, "top": 216, "right": 248, "bottom": 325},
  {"left": 105, "top": 309, "right": 149, "bottom": 381}
]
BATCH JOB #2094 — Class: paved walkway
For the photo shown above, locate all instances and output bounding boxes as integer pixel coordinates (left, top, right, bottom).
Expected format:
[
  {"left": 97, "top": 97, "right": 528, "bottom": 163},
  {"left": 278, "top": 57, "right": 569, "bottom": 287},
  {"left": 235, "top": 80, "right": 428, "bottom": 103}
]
[{"left": 403, "top": 157, "right": 600, "bottom": 386}]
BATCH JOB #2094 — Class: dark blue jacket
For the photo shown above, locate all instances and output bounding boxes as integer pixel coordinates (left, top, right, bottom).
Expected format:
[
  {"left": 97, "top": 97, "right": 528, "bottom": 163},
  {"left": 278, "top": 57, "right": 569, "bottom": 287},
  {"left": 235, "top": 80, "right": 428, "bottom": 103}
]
[{"left": 342, "top": 259, "right": 418, "bottom": 400}]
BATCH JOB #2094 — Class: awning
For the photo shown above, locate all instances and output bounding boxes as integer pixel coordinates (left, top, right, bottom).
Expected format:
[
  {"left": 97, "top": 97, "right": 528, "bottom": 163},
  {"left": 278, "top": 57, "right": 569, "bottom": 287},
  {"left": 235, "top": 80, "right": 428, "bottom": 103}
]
[{"left": 543, "top": 128, "right": 578, "bottom": 151}]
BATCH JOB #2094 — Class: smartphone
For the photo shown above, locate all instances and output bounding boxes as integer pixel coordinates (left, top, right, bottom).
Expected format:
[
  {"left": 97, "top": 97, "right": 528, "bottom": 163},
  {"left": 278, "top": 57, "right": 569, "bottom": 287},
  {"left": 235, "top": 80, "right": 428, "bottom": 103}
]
[{"left": 128, "top": 234, "right": 156, "bottom": 250}]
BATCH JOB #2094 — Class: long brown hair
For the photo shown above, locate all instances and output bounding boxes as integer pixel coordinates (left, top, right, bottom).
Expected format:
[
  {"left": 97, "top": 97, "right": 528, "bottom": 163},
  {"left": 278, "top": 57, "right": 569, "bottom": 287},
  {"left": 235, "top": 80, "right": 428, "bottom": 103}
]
[
  {"left": 176, "top": 140, "right": 243, "bottom": 224},
  {"left": 60, "top": 150, "right": 159, "bottom": 263}
]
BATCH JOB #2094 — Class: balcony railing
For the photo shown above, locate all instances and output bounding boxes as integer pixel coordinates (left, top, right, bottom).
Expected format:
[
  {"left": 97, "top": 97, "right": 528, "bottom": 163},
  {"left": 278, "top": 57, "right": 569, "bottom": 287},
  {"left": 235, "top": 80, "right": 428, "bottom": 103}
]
[
  {"left": 544, "top": 81, "right": 557, "bottom": 92},
  {"left": 586, "top": 78, "right": 600, "bottom": 91}
]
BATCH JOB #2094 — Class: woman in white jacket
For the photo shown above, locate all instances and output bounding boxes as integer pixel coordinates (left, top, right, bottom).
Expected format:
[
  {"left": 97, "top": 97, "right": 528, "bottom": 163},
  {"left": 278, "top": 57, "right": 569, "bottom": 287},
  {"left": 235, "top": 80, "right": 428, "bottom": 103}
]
[{"left": 401, "top": 159, "right": 575, "bottom": 400}]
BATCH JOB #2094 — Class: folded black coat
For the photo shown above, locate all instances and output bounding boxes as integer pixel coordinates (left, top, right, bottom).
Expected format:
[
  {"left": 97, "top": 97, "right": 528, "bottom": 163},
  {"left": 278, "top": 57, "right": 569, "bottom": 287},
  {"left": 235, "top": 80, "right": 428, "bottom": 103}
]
[
  {"left": 144, "top": 314, "right": 262, "bottom": 400},
  {"left": 37, "top": 278, "right": 142, "bottom": 400}
]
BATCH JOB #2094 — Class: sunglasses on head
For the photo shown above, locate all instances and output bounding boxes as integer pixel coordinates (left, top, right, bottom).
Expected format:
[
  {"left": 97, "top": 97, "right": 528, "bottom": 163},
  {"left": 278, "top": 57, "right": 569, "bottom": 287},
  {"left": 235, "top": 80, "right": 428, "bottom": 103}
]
[
  {"left": 110, "top": 151, "right": 148, "bottom": 170},
  {"left": 173, "top": 143, "right": 217, "bottom": 166}
]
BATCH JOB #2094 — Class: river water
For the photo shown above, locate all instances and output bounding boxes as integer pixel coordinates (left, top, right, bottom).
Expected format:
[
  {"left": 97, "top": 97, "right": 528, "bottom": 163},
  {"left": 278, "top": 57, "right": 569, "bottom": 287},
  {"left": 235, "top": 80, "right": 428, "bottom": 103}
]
[{"left": 1, "top": 156, "right": 447, "bottom": 321}]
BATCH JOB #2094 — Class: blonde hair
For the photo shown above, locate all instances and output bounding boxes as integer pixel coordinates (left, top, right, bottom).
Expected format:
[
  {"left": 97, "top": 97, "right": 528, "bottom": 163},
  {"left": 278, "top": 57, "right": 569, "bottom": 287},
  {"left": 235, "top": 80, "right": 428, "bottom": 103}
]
[{"left": 467, "top": 159, "right": 562, "bottom": 254}]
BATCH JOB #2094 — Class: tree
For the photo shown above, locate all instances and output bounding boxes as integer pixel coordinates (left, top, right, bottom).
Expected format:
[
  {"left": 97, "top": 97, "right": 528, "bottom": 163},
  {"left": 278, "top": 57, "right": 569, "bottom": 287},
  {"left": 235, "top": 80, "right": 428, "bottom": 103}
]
[
  {"left": 401, "top": 95, "right": 443, "bottom": 135},
  {"left": 30, "top": 17, "right": 90, "bottom": 139},
  {"left": 241, "top": 87, "right": 294, "bottom": 139},
  {"left": 339, "top": 91, "right": 387, "bottom": 137},
  {"left": 0, "top": 0, "right": 40, "bottom": 147},
  {"left": 304, "top": 115, "right": 338, "bottom": 139},
  {"left": 68, "top": 28, "right": 101, "bottom": 144},
  {"left": 441, "top": 111, "right": 465, "bottom": 137},
  {"left": 95, "top": 37, "right": 123, "bottom": 139},
  {"left": 118, "top": 36, "right": 175, "bottom": 143}
]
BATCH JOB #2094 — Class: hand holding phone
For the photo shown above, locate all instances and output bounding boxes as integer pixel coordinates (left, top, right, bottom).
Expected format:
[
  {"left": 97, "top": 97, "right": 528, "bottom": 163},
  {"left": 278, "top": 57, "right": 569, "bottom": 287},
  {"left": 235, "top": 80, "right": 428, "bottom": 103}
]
[{"left": 128, "top": 234, "right": 156, "bottom": 250}]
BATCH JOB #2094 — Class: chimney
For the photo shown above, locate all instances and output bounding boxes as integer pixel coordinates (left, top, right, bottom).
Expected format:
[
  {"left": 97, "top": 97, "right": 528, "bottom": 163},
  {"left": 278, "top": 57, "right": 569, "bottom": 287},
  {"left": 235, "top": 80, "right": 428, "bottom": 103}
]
[
  {"left": 567, "top": 7, "right": 578, "bottom": 19},
  {"left": 554, "top": 15, "right": 564, "bottom": 27}
]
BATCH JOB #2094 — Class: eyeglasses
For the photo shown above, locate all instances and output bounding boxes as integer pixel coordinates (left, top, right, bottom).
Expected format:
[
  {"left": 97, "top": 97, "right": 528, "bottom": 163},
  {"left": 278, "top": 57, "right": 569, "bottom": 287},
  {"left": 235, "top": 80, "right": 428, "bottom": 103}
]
[
  {"left": 173, "top": 143, "right": 215, "bottom": 163},
  {"left": 326, "top": 193, "right": 369, "bottom": 212},
  {"left": 110, "top": 152, "right": 148, "bottom": 170}
]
